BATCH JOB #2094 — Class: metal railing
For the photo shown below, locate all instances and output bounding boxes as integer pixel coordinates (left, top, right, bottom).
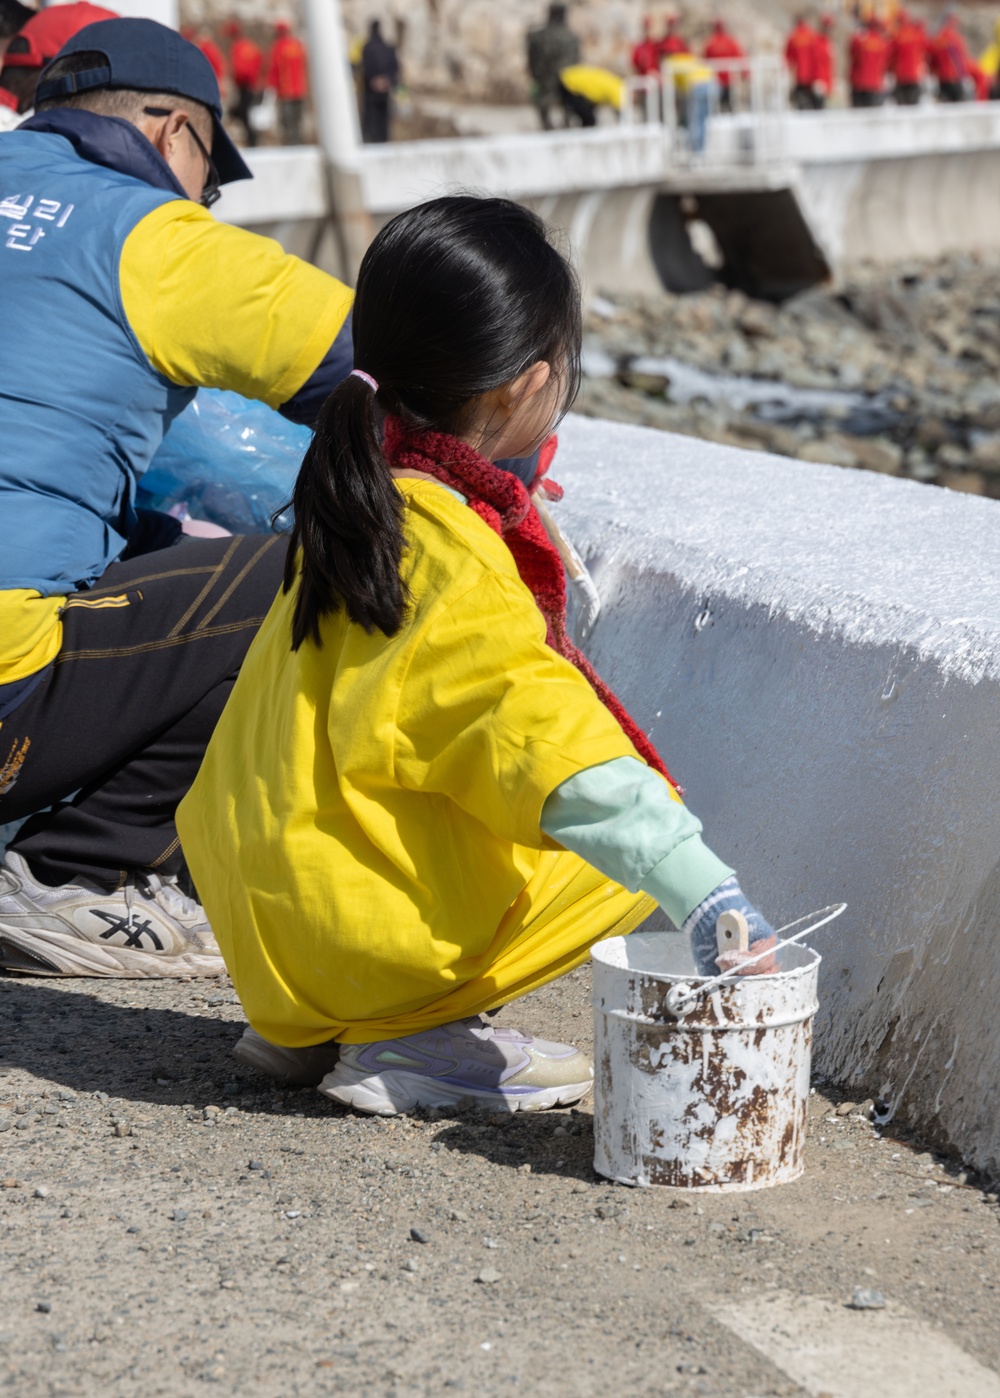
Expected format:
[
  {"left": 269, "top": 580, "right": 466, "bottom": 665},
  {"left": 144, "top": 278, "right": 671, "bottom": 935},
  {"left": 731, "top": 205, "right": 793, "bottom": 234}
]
[{"left": 623, "top": 56, "right": 790, "bottom": 169}]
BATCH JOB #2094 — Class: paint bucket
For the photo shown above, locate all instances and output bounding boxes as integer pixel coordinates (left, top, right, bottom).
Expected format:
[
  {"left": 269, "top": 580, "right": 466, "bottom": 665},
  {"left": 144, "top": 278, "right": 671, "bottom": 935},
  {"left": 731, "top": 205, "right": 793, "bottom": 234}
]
[{"left": 591, "top": 930, "right": 821, "bottom": 1191}]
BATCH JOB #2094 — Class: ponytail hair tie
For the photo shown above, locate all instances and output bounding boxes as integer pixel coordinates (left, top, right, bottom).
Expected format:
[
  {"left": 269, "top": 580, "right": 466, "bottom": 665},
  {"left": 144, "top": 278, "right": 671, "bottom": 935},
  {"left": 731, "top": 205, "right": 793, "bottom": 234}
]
[{"left": 350, "top": 369, "right": 379, "bottom": 392}]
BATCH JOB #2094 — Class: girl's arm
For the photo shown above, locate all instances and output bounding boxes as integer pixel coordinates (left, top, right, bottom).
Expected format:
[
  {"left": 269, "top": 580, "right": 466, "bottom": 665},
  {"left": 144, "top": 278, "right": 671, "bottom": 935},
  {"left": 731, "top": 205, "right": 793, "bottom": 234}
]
[{"left": 541, "top": 757, "right": 775, "bottom": 973}]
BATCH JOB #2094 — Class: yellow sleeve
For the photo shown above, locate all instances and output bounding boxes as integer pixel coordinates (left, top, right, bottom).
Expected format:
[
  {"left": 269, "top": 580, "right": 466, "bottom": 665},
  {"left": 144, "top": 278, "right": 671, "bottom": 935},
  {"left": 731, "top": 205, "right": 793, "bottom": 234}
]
[
  {"left": 391, "top": 571, "right": 639, "bottom": 848},
  {"left": 119, "top": 200, "right": 354, "bottom": 408}
]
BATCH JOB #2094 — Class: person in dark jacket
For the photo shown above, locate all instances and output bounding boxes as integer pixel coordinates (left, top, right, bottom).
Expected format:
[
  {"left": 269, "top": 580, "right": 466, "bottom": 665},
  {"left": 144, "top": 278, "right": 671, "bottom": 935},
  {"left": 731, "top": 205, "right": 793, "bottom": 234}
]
[
  {"left": 526, "top": 3, "right": 579, "bottom": 129},
  {"left": 360, "top": 18, "right": 398, "bottom": 143},
  {"left": 0, "top": 18, "right": 355, "bottom": 980}
]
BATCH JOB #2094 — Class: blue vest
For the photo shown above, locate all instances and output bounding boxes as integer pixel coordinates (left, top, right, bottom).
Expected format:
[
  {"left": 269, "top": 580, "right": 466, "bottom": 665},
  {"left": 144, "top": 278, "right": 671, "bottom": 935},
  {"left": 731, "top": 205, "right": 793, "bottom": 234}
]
[{"left": 0, "top": 128, "right": 195, "bottom": 594}]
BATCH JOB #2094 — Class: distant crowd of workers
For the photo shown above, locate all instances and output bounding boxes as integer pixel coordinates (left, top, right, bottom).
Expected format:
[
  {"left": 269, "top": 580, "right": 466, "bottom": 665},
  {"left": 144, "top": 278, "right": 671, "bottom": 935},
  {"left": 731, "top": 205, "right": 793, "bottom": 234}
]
[
  {"left": 527, "top": 5, "right": 740, "bottom": 148},
  {"left": 631, "top": 8, "right": 1000, "bottom": 111},
  {"left": 181, "top": 18, "right": 308, "bottom": 146},
  {"left": 0, "top": 6, "right": 310, "bottom": 146},
  {"left": 785, "top": 10, "right": 998, "bottom": 107},
  {"left": 199, "top": 14, "right": 403, "bottom": 148}
]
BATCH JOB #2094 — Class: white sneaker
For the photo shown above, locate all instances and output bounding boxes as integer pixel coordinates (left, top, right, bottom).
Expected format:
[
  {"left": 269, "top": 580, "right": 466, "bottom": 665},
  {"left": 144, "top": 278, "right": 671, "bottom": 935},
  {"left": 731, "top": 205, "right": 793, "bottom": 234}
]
[
  {"left": 233, "top": 1026, "right": 340, "bottom": 1086},
  {"left": 0, "top": 850, "right": 224, "bottom": 979},
  {"left": 317, "top": 1016, "right": 594, "bottom": 1117}
]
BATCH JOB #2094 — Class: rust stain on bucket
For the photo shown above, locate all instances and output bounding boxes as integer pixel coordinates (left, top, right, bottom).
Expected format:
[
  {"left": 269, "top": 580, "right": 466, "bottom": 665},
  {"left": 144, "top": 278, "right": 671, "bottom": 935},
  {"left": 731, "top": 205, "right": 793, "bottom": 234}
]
[{"left": 591, "top": 931, "right": 820, "bottom": 1191}]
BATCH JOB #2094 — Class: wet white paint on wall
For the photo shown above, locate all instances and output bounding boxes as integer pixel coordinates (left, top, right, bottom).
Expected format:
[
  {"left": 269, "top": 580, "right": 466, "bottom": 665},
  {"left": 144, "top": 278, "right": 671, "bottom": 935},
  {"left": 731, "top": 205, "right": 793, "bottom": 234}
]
[
  {"left": 555, "top": 413, "right": 1000, "bottom": 685},
  {"left": 552, "top": 414, "right": 1000, "bottom": 1174}
]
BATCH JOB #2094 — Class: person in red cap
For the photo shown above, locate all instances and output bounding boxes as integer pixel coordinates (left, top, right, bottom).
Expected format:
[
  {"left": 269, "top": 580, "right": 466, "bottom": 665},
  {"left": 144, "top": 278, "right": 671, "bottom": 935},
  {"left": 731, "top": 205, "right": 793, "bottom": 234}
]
[
  {"left": 0, "top": 2, "right": 117, "bottom": 118},
  {"left": 225, "top": 18, "right": 263, "bottom": 146},
  {"left": 0, "top": 0, "right": 31, "bottom": 129},
  {"left": 929, "top": 11, "right": 972, "bottom": 102},
  {"left": 631, "top": 16, "right": 660, "bottom": 77},
  {"left": 0, "top": 0, "right": 32, "bottom": 64},
  {"left": 889, "top": 7, "right": 928, "bottom": 105},
  {"left": 813, "top": 14, "right": 835, "bottom": 107},
  {"left": 266, "top": 19, "right": 308, "bottom": 144},
  {"left": 181, "top": 23, "right": 225, "bottom": 87},
  {"left": 849, "top": 14, "right": 889, "bottom": 106},
  {"left": 659, "top": 15, "right": 688, "bottom": 59},
  {"left": 785, "top": 14, "right": 819, "bottom": 109},
  {"left": 703, "top": 18, "right": 745, "bottom": 113}
]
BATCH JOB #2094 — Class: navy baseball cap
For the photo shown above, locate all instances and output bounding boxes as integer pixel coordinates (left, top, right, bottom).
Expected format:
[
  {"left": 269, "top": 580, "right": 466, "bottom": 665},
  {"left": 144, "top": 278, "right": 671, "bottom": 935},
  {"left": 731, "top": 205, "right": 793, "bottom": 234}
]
[{"left": 35, "top": 17, "right": 251, "bottom": 184}]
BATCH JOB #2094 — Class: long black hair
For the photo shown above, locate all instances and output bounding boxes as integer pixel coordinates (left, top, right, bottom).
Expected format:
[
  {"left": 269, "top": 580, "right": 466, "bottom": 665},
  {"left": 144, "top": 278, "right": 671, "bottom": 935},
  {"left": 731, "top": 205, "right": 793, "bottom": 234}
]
[{"left": 283, "top": 195, "right": 582, "bottom": 650}]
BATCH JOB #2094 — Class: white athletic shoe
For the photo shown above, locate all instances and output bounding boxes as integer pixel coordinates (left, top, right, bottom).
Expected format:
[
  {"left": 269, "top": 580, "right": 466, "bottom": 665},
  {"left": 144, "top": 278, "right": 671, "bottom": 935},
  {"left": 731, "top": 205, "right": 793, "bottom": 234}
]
[
  {"left": 0, "top": 850, "right": 224, "bottom": 979},
  {"left": 317, "top": 1016, "right": 594, "bottom": 1116},
  {"left": 233, "top": 1026, "right": 340, "bottom": 1086}
]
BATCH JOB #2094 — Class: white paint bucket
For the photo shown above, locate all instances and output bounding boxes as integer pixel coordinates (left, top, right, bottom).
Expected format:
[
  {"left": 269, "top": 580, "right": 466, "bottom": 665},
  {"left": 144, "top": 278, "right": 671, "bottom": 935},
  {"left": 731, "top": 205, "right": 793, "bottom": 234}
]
[{"left": 591, "top": 930, "right": 821, "bottom": 1191}]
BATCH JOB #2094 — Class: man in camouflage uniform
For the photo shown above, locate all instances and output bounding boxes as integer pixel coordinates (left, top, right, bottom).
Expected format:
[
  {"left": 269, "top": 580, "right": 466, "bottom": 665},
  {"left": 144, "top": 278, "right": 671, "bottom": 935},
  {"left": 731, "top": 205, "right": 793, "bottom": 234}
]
[{"left": 526, "top": 3, "right": 579, "bottom": 129}]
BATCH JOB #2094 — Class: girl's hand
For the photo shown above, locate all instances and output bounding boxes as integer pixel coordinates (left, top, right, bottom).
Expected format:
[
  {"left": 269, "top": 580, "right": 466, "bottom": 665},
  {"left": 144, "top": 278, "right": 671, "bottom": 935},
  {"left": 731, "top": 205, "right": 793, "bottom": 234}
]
[
  {"left": 716, "top": 933, "right": 778, "bottom": 976},
  {"left": 682, "top": 876, "right": 778, "bottom": 977}
]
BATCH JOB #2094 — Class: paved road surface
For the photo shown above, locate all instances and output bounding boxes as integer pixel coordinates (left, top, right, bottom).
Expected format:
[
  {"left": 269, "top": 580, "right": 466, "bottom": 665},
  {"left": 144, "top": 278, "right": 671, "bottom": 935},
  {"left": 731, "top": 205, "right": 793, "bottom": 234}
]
[{"left": 0, "top": 964, "right": 996, "bottom": 1396}]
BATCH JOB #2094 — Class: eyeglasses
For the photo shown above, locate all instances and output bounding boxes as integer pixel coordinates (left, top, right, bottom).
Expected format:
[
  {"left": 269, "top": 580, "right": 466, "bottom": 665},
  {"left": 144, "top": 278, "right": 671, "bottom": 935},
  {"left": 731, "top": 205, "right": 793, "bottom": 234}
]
[{"left": 143, "top": 106, "right": 221, "bottom": 208}]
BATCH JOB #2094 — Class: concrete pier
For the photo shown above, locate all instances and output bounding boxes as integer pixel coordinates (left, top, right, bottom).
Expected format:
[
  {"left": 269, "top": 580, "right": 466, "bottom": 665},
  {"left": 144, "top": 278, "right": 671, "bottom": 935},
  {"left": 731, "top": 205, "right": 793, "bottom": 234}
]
[
  {"left": 549, "top": 413, "right": 1000, "bottom": 1175},
  {"left": 219, "top": 103, "right": 1000, "bottom": 299}
]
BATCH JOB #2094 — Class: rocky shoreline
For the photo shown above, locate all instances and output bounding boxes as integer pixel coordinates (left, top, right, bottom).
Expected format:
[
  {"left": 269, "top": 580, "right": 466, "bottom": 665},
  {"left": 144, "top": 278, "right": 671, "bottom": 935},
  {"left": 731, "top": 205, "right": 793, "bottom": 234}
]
[{"left": 577, "top": 254, "right": 1000, "bottom": 498}]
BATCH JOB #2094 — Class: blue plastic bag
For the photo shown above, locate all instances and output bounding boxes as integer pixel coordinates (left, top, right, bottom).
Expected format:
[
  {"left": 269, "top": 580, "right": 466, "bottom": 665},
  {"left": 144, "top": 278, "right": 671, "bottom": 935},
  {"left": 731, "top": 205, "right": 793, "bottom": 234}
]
[{"left": 137, "top": 389, "right": 312, "bottom": 533}]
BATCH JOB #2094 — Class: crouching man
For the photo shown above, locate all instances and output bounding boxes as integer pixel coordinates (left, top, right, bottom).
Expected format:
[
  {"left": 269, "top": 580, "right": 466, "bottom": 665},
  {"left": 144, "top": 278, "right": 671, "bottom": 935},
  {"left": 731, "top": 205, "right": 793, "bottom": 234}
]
[{"left": 0, "top": 19, "right": 354, "bottom": 977}]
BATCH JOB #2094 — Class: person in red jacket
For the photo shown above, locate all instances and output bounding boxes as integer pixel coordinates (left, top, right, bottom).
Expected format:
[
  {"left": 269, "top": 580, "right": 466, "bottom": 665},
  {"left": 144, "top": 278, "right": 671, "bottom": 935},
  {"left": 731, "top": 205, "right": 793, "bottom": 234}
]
[
  {"left": 703, "top": 18, "right": 745, "bottom": 112},
  {"left": 889, "top": 7, "right": 928, "bottom": 105},
  {"left": 659, "top": 15, "right": 688, "bottom": 59},
  {"left": 968, "top": 58, "right": 991, "bottom": 102},
  {"left": 1, "top": 1, "right": 116, "bottom": 116},
  {"left": 181, "top": 24, "right": 225, "bottom": 88},
  {"left": 0, "top": 0, "right": 32, "bottom": 65},
  {"left": 266, "top": 19, "right": 308, "bottom": 143},
  {"left": 849, "top": 15, "right": 888, "bottom": 106},
  {"left": 929, "top": 12, "right": 971, "bottom": 102},
  {"left": 226, "top": 19, "right": 263, "bottom": 146},
  {"left": 631, "top": 16, "right": 660, "bottom": 76},
  {"left": 785, "top": 15, "right": 819, "bottom": 109},
  {"left": 813, "top": 13, "right": 835, "bottom": 107}
]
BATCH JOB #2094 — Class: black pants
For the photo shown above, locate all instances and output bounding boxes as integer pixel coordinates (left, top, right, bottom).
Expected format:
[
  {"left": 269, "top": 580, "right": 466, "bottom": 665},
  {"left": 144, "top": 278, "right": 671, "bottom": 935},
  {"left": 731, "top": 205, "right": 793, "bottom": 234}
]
[
  {"left": 362, "top": 91, "right": 391, "bottom": 143},
  {"left": 279, "top": 98, "right": 304, "bottom": 144},
  {"left": 0, "top": 534, "right": 285, "bottom": 891},
  {"left": 938, "top": 81, "right": 964, "bottom": 103},
  {"left": 851, "top": 89, "right": 884, "bottom": 107},
  {"left": 895, "top": 82, "right": 921, "bottom": 105},
  {"left": 560, "top": 84, "right": 597, "bottom": 127},
  {"left": 233, "top": 85, "right": 259, "bottom": 147}
]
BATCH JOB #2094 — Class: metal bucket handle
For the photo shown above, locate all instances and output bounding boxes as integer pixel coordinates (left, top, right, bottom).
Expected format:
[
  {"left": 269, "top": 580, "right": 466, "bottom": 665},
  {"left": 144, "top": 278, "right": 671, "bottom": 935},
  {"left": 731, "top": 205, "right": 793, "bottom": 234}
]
[{"left": 664, "top": 902, "right": 847, "bottom": 1019}]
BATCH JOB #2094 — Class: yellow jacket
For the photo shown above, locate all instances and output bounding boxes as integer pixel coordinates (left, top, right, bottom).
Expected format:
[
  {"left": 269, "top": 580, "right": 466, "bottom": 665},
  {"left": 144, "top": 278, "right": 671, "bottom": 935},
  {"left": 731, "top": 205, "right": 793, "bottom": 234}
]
[
  {"left": 177, "top": 480, "right": 645, "bottom": 1045},
  {"left": 664, "top": 52, "right": 716, "bottom": 92},
  {"left": 559, "top": 64, "right": 627, "bottom": 109},
  {"left": 980, "top": 20, "right": 1000, "bottom": 77}
]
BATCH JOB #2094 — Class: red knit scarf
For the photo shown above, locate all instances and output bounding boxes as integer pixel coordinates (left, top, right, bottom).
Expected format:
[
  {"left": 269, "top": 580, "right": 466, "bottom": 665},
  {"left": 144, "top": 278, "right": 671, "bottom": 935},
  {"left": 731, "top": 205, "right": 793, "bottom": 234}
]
[{"left": 382, "top": 417, "right": 675, "bottom": 787}]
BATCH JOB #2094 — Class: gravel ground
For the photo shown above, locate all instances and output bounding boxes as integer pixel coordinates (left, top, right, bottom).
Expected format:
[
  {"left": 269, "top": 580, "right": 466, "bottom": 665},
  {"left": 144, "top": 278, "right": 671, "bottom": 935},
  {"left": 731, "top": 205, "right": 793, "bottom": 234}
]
[{"left": 1, "top": 965, "right": 998, "bottom": 1397}]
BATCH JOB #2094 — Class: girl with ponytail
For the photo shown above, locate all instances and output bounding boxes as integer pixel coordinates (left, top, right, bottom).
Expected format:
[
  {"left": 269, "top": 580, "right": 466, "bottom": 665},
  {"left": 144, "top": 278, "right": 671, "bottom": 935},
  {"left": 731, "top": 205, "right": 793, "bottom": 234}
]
[{"left": 177, "top": 196, "right": 776, "bottom": 1115}]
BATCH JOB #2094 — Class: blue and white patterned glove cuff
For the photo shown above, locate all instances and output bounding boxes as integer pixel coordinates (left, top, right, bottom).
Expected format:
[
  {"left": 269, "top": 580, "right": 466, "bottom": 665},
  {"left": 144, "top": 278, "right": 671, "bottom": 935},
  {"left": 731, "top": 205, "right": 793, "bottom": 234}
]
[{"left": 682, "top": 875, "right": 777, "bottom": 976}]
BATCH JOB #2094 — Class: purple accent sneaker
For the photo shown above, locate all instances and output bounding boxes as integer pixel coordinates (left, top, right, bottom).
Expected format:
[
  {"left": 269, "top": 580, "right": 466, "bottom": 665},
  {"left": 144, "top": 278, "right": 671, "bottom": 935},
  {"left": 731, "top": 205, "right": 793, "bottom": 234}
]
[{"left": 316, "top": 1017, "right": 593, "bottom": 1116}]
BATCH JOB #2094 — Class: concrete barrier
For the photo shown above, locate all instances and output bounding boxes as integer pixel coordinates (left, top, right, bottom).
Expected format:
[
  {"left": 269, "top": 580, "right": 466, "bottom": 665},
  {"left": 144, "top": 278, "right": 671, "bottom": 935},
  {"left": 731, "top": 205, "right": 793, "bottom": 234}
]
[{"left": 550, "top": 413, "right": 1000, "bottom": 1175}]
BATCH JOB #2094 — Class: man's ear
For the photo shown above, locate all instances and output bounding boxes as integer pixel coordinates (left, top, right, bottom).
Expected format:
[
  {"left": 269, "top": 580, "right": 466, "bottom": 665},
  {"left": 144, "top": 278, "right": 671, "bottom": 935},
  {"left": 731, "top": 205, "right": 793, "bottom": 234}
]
[{"left": 141, "top": 107, "right": 189, "bottom": 162}]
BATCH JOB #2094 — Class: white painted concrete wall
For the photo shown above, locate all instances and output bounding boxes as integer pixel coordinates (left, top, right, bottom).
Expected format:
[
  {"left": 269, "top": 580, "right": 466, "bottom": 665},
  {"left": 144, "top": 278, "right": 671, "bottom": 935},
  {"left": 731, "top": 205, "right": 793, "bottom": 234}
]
[{"left": 549, "top": 414, "right": 1000, "bottom": 1174}]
